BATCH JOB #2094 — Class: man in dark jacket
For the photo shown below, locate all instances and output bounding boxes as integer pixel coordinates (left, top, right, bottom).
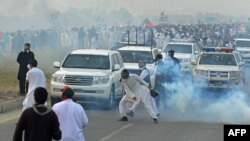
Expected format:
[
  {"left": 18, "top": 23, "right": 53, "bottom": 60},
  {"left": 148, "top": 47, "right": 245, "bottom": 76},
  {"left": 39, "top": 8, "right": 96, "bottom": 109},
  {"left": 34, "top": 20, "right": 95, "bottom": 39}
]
[
  {"left": 16, "top": 43, "right": 34, "bottom": 96},
  {"left": 13, "top": 87, "right": 61, "bottom": 141},
  {"left": 164, "top": 49, "right": 180, "bottom": 83},
  {"left": 154, "top": 54, "right": 167, "bottom": 108}
]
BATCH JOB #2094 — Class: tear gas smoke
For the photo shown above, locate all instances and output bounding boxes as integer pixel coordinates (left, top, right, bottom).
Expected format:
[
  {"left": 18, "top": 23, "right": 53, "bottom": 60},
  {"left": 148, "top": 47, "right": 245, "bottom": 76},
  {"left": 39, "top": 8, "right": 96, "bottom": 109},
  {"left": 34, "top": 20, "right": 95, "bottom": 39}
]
[{"left": 159, "top": 75, "right": 250, "bottom": 124}]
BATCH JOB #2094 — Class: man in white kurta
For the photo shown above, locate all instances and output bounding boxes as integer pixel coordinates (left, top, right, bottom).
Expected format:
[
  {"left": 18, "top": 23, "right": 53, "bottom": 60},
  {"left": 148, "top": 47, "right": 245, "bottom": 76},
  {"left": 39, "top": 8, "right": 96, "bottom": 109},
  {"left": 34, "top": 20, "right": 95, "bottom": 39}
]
[
  {"left": 118, "top": 69, "right": 158, "bottom": 123},
  {"left": 22, "top": 59, "right": 46, "bottom": 111},
  {"left": 138, "top": 60, "right": 159, "bottom": 116},
  {"left": 52, "top": 86, "right": 88, "bottom": 141}
]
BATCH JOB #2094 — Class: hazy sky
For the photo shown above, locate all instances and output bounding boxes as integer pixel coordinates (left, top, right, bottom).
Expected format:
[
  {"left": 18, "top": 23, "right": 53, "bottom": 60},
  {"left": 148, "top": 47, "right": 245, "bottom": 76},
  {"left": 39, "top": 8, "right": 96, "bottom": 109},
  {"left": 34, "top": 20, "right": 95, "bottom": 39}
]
[{"left": 0, "top": 0, "right": 250, "bottom": 17}]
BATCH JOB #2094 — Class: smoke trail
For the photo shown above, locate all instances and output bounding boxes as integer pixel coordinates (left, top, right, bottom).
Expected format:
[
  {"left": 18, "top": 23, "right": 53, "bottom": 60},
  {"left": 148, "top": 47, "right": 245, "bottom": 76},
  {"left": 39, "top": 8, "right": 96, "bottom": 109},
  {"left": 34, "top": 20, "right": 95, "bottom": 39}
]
[{"left": 159, "top": 76, "right": 250, "bottom": 124}]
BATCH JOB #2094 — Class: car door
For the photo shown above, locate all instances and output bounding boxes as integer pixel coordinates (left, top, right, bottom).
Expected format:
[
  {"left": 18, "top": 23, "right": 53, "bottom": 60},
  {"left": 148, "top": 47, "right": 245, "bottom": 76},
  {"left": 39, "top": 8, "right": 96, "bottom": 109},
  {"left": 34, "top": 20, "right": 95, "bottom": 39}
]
[
  {"left": 192, "top": 44, "right": 200, "bottom": 60},
  {"left": 112, "top": 53, "right": 123, "bottom": 97},
  {"left": 234, "top": 51, "right": 245, "bottom": 80}
]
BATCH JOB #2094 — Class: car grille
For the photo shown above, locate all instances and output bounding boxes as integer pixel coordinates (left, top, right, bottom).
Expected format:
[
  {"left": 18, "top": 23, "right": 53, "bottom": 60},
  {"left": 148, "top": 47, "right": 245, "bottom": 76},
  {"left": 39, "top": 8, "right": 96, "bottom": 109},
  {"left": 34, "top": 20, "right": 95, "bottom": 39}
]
[
  {"left": 127, "top": 69, "right": 141, "bottom": 76},
  {"left": 64, "top": 75, "right": 94, "bottom": 86},
  {"left": 208, "top": 80, "right": 228, "bottom": 86},
  {"left": 209, "top": 71, "right": 229, "bottom": 78}
]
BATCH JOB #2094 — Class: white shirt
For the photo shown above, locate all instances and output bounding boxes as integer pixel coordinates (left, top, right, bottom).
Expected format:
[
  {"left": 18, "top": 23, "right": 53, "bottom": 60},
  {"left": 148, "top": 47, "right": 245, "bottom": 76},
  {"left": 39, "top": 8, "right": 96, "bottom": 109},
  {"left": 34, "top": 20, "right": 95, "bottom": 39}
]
[
  {"left": 121, "top": 74, "right": 149, "bottom": 99},
  {"left": 22, "top": 67, "right": 46, "bottom": 111},
  {"left": 140, "top": 67, "right": 150, "bottom": 81},
  {"left": 52, "top": 99, "right": 88, "bottom": 141}
]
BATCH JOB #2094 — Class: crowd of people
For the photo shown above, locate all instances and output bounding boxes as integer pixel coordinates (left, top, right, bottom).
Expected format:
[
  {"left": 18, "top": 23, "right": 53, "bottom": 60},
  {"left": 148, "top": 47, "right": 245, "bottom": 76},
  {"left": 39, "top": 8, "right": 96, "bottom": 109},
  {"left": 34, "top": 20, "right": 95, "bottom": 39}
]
[{"left": 1, "top": 22, "right": 250, "bottom": 54}]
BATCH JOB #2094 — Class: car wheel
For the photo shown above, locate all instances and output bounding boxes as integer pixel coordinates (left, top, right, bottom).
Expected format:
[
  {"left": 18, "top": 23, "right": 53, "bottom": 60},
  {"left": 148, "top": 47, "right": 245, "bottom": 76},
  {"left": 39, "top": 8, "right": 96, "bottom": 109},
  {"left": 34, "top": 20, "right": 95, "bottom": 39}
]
[{"left": 103, "top": 86, "right": 115, "bottom": 110}]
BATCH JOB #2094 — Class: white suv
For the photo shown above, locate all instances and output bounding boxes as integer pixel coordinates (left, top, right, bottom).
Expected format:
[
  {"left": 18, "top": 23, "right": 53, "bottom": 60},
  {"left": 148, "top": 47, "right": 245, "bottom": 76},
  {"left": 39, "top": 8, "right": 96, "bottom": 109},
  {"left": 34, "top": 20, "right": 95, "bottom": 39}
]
[
  {"left": 162, "top": 40, "right": 201, "bottom": 73},
  {"left": 233, "top": 38, "right": 250, "bottom": 64},
  {"left": 117, "top": 46, "right": 160, "bottom": 88},
  {"left": 50, "top": 49, "right": 124, "bottom": 109},
  {"left": 192, "top": 47, "right": 244, "bottom": 90}
]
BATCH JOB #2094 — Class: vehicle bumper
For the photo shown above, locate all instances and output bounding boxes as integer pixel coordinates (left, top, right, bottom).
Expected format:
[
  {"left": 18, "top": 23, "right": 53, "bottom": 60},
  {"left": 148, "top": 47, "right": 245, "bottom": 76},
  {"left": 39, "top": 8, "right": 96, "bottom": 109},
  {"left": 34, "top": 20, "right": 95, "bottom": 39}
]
[
  {"left": 50, "top": 82, "right": 112, "bottom": 104},
  {"left": 193, "top": 76, "right": 243, "bottom": 89}
]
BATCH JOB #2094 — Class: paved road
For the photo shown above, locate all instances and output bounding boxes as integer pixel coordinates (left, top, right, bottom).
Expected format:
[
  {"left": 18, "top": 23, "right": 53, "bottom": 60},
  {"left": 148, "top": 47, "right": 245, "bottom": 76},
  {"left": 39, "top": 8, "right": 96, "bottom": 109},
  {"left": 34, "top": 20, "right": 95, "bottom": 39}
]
[
  {"left": 0, "top": 107, "right": 223, "bottom": 141},
  {"left": 1, "top": 67, "right": 250, "bottom": 141}
]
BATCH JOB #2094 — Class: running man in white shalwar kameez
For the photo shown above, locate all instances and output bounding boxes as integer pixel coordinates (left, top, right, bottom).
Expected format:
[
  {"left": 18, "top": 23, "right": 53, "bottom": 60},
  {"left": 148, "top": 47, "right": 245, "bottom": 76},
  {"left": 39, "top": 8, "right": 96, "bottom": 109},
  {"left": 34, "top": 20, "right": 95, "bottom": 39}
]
[{"left": 22, "top": 59, "right": 46, "bottom": 111}]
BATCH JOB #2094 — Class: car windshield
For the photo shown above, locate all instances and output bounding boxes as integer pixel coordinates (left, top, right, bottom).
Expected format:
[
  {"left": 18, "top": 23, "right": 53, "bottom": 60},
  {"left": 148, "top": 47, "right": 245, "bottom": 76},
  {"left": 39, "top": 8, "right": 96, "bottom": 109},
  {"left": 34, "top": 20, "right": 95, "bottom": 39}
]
[
  {"left": 163, "top": 44, "right": 192, "bottom": 54},
  {"left": 235, "top": 40, "right": 250, "bottom": 47},
  {"left": 199, "top": 54, "right": 237, "bottom": 66},
  {"left": 62, "top": 54, "right": 110, "bottom": 69},
  {"left": 119, "top": 50, "right": 153, "bottom": 63}
]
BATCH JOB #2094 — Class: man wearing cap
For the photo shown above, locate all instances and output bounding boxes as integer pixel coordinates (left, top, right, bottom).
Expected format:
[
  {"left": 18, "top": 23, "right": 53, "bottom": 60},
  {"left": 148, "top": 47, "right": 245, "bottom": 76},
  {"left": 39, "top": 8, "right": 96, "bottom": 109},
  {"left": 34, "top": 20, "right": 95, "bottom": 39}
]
[
  {"left": 22, "top": 59, "right": 46, "bottom": 111},
  {"left": 52, "top": 86, "right": 88, "bottom": 141}
]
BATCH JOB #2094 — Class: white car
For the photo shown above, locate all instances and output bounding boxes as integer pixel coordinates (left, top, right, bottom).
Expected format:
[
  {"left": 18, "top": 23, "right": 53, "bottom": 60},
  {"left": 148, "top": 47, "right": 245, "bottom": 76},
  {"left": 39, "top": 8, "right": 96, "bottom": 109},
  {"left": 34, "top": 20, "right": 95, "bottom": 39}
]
[
  {"left": 192, "top": 47, "right": 244, "bottom": 90},
  {"left": 233, "top": 38, "right": 250, "bottom": 64},
  {"left": 162, "top": 40, "right": 201, "bottom": 73},
  {"left": 50, "top": 49, "right": 124, "bottom": 109},
  {"left": 117, "top": 46, "right": 160, "bottom": 88}
]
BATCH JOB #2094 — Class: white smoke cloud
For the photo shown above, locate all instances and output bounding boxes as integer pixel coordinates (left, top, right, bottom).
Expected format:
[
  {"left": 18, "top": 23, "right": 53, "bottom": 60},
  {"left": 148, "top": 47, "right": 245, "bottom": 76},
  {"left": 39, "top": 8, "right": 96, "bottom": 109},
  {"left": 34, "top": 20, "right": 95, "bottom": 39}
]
[
  {"left": 161, "top": 79, "right": 250, "bottom": 124},
  {"left": 1, "top": 0, "right": 250, "bottom": 17},
  {"left": 0, "top": 0, "right": 39, "bottom": 17}
]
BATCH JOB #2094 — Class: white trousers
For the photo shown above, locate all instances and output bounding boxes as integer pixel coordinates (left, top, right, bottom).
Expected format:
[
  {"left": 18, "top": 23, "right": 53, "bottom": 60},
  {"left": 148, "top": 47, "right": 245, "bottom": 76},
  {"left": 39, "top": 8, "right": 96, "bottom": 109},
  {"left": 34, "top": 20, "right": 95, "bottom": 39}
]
[{"left": 119, "top": 86, "right": 158, "bottom": 119}]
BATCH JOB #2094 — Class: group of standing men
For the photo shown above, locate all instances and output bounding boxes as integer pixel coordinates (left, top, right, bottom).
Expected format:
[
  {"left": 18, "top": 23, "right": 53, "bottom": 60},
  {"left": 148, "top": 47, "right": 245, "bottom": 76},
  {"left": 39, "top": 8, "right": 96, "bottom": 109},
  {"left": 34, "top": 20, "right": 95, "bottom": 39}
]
[{"left": 14, "top": 43, "right": 88, "bottom": 141}]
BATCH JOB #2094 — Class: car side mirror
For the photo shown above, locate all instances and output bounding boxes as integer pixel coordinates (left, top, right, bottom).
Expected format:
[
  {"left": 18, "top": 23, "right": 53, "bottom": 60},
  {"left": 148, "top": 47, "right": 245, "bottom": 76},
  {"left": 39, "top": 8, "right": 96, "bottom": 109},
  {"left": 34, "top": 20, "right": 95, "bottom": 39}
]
[
  {"left": 194, "top": 51, "right": 199, "bottom": 54},
  {"left": 53, "top": 61, "right": 60, "bottom": 68},
  {"left": 113, "top": 64, "right": 121, "bottom": 71},
  {"left": 191, "top": 59, "right": 197, "bottom": 65},
  {"left": 239, "top": 62, "right": 245, "bottom": 67}
]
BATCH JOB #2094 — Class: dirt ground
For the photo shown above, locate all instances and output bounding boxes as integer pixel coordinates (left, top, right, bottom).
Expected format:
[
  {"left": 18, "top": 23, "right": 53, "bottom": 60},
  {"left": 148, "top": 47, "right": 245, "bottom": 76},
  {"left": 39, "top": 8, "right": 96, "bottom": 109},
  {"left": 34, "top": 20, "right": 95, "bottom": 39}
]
[{"left": 0, "top": 92, "right": 19, "bottom": 103}]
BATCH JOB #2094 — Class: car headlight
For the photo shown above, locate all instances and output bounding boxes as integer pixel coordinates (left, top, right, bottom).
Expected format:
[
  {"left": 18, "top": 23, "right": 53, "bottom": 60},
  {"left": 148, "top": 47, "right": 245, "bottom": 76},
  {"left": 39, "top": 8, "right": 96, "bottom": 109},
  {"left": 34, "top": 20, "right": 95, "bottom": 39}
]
[
  {"left": 94, "top": 75, "right": 110, "bottom": 84},
  {"left": 230, "top": 71, "right": 241, "bottom": 78},
  {"left": 52, "top": 74, "right": 65, "bottom": 83},
  {"left": 196, "top": 70, "right": 208, "bottom": 77}
]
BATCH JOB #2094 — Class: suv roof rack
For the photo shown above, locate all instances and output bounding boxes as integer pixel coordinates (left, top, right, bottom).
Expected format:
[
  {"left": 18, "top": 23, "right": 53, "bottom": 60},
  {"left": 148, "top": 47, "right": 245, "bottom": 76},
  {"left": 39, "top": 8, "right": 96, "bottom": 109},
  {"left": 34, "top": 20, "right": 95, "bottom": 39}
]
[
  {"left": 170, "top": 38, "right": 196, "bottom": 43},
  {"left": 112, "top": 28, "right": 156, "bottom": 51}
]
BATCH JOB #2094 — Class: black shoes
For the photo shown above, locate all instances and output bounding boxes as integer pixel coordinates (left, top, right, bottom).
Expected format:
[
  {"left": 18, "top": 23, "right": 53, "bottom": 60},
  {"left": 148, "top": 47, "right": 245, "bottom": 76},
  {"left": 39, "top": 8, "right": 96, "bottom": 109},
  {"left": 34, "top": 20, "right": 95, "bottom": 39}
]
[
  {"left": 126, "top": 110, "right": 134, "bottom": 117},
  {"left": 118, "top": 116, "right": 128, "bottom": 121},
  {"left": 118, "top": 116, "right": 158, "bottom": 124},
  {"left": 153, "top": 118, "right": 158, "bottom": 124}
]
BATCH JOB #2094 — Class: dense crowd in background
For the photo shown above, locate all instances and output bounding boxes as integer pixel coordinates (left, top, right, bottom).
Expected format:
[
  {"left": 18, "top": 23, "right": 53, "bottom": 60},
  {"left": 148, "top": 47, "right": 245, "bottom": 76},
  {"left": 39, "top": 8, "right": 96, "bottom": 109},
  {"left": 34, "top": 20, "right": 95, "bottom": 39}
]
[{"left": 1, "top": 22, "right": 250, "bottom": 54}]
